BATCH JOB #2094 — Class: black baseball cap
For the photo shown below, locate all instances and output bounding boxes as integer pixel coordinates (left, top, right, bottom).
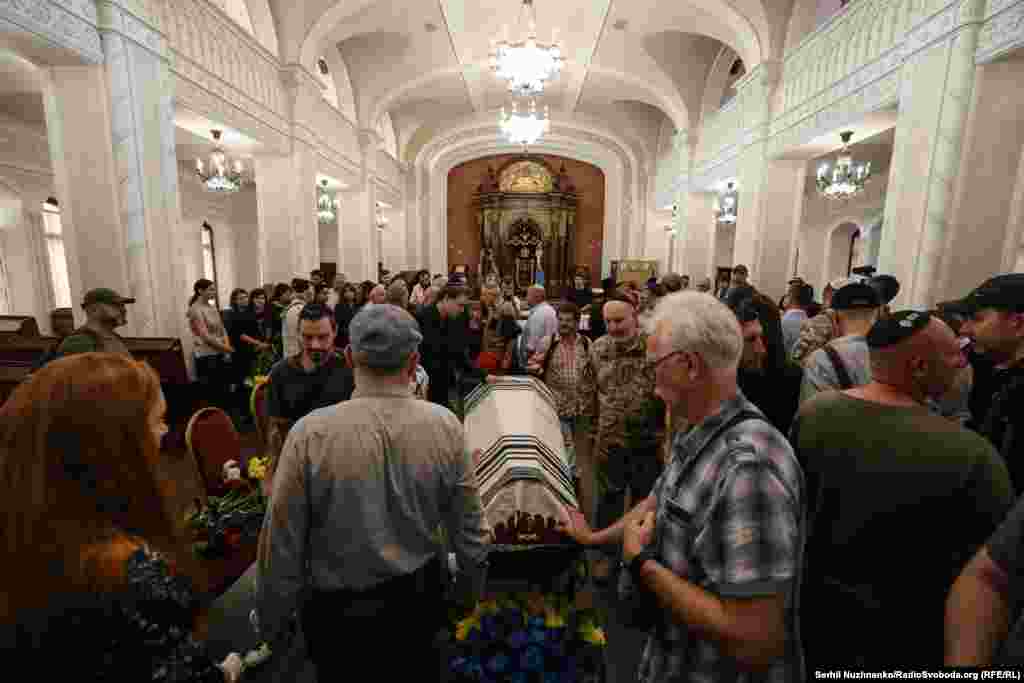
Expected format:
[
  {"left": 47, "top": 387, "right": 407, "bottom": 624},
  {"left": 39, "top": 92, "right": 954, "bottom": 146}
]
[
  {"left": 867, "top": 310, "right": 932, "bottom": 349},
  {"left": 831, "top": 282, "right": 880, "bottom": 310},
  {"left": 868, "top": 275, "right": 900, "bottom": 305},
  {"left": 949, "top": 274, "right": 1024, "bottom": 315}
]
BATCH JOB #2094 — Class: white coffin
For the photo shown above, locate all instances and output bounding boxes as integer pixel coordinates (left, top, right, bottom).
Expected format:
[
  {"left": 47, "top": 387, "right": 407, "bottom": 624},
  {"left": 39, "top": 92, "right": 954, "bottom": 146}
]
[{"left": 464, "top": 376, "right": 577, "bottom": 538}]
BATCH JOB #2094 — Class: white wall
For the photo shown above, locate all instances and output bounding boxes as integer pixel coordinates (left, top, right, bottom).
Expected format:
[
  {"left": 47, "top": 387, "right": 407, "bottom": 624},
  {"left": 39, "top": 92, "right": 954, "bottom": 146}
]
[{"left": 178, "top": 163, "right": 261, "bottom": 305}]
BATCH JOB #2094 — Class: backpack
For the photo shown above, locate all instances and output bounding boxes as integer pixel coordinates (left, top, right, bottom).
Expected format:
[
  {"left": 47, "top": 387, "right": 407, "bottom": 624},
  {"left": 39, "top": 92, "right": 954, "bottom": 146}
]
[
  {"left": 31, "top": 327, "right": 103, "bottom": 372},
  {"left": 539, "top": 333, "right": 591, "bottom": 378}
]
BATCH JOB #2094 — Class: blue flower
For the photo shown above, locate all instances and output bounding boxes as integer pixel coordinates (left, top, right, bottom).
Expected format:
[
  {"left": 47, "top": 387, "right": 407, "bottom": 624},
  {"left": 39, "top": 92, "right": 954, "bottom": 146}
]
[
  {"left": 480, "top": 614, "right": 499, "bottom": 639},
  {"left": 506, "top": 629, "right": 528, "bottom": 650},
  {"left": 509, "top": 673, "right": 529, "bottom": 683},
  {"left": 529, "top": 628, "right": 548, "bottom": 644},
  {"left": 486, "top": 652, "right": 511, "bottom": 674},
  {"left": 520, "top": 644, "right": 545, "bottom": 672},
  {"left": 527, "top": 615, "right": 546, "bottom": 630},
  {"left": 545, "top": 670, "right": 568, "bottom": 683}
]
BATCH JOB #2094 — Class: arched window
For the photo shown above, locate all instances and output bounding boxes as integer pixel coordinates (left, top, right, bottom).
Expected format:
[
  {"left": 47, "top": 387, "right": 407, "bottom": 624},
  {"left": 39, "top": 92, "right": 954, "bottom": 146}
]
[
  {"left": 720, "top": 59, "right": 746, "bottom": 108},
  {"left": 201, "top": 222, "right": 220, "bottom": 309},
  {"left": 42, "top": 198, "right": 71, "bottom": 309}
]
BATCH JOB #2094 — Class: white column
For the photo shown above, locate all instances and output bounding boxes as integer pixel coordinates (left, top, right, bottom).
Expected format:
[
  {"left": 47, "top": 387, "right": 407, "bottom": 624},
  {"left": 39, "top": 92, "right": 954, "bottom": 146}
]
[
  {"left": 878, "top": 0, "right": 985, "bottom": 308},
  {"left": 42, "top": 64, "right": 127, "bottom": 329},
  {"left": 751, "top": 160, "right": 807, "bottom": 301},
  {"left": 339, "top": 183, "right": 375, "bottom": 282},
  {"left": 682, "top": 192, "right": 717, "bottom": 282}
]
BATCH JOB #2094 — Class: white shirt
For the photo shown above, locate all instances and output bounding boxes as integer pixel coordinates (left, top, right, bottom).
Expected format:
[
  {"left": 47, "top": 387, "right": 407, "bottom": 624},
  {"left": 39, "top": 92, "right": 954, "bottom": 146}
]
[
  {"left": 282, "top": 300, "right": 305, "bottom": 359},
  {"left": 523, "top": 301, "right": 558, "bottom": 353}
]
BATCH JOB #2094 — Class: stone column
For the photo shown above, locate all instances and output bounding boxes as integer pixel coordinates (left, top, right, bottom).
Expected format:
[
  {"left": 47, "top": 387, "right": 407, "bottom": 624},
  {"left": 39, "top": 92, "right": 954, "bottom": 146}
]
[
  {"left": 878, "top": 0, "right": 986, "bottom": 308},
  {"left": 752, "top": 160, "right": 807, "bottom": 301},
  {"left": 339, "top": 182, "right": 376, "bottom": 282},
  {"left": 40, "top": 1, "right": 189, "bottom": 339},
  {"left": 681, "top": 192, "right": 717, "bottom": 282},
  {"left": 41, "top": 64, "right": 128, "bottom": 330},
  {"left": 254, "top": 140, "right": 318, "bottom": 284}
]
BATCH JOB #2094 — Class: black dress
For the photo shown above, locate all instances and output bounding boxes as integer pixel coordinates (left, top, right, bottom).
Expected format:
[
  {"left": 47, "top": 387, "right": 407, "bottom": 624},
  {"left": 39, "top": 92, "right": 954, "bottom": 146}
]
[{"left": 4, "top": 544, "right": 223, "bottom": 682}]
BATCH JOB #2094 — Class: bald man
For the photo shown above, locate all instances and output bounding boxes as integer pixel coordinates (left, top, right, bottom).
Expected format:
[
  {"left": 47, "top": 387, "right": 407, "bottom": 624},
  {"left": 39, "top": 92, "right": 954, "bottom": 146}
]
[
  {"left": 385, "top": 279, "right": 409, "bottom": 308},
  {"left": 368, "top": 284, "right": 386, "bottom": 305},
  {"left": 791, "top": 311, "right": 1013, "bottom": 669}
]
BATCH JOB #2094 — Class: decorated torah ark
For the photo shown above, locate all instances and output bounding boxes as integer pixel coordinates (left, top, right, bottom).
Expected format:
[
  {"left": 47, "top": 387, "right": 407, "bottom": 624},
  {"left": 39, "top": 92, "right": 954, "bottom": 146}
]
[{"left": 464, "top": 377, "right": 577, "bottom": 546}]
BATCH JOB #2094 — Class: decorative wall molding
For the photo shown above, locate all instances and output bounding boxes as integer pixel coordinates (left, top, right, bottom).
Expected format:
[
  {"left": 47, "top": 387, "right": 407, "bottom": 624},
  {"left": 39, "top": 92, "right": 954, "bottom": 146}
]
[
  {"left": 0, "top": 0, "right": 103, "bottom": 63},
  {"left": 976, "top": 0, "right": 1024, "bottom": 63},
  {"left": 684, "top": 0, "right": 1004, "bottom": 194},
  {"left": 96, "top": 1, "right": 166, "bottom": 58}
]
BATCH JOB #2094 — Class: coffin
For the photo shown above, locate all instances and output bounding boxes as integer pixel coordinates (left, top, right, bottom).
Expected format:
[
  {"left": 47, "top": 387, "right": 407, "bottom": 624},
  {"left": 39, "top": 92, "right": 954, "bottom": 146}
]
[{"left": 464, "top": 376, "right": 577, "bottom": 545}]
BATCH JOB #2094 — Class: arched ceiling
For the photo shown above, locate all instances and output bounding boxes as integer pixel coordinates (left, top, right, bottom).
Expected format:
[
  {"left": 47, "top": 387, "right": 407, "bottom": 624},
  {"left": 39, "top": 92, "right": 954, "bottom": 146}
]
[{"left": 259, "top": 0, "right": 800, "bottom": 169}]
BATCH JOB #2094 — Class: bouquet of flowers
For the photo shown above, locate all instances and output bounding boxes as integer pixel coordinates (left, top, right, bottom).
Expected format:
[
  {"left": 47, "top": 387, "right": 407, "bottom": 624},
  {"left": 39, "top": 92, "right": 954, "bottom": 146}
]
[
  {"left": 449, "top": 592, "right": 606, "bottom": 683},
  {"left": 184, "top": 486, "right": 266, "bottom": 558}
]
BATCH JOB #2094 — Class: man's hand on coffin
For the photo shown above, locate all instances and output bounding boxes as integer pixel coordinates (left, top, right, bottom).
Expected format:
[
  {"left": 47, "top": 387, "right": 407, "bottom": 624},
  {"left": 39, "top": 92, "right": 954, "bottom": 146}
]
[
  {"left": 485, "top": 374, "right": 498, "bottom": 384},
  {"left": 623, "top": 510, "right": 656, "bottom": 563},
  {"left": 556, "top": 507, "right": 595, "bottom": 546},
  {"left": 472, "top": 448, "right": 482, "bottom": 466}
]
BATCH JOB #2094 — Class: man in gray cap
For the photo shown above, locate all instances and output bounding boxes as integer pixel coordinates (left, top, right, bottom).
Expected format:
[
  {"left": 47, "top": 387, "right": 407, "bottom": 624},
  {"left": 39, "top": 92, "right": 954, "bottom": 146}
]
[
  {"left": 55, "top": 287, "right": 136, "bottom": 357},
  {"left": 257, "top": 303, "right": 489, "bottom": 682},
  {"left": 799, "top": 281, "right": 881, "bottom": 401}
]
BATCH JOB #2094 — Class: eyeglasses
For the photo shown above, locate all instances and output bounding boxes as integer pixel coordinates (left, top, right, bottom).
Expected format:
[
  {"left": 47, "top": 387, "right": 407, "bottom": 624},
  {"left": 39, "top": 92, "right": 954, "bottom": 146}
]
[{"left": 649, "top": 350, "right": 685, "bottom": 369}]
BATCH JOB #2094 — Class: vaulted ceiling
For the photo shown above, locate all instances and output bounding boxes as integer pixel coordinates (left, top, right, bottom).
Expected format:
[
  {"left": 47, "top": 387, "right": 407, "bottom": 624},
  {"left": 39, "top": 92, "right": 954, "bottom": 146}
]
[{"left": 256, "top": 0, "right": 804, "bottom": 168}]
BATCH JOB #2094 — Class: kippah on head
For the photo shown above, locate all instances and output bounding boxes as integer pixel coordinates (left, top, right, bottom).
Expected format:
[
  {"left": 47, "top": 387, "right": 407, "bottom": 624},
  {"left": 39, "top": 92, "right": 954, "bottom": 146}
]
[{"left": 867, "top": 310, "right": 932, "bottom": 349}]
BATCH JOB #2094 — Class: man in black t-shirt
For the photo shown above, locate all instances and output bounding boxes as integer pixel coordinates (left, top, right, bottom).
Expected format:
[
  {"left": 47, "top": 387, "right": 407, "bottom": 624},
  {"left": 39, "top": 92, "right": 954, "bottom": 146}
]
[
  {"left": 266, "top": 304, "right": 354, "bottom": 480},
  {"left": 956, "top": 274, "right": 1024, "bottom": 491}
]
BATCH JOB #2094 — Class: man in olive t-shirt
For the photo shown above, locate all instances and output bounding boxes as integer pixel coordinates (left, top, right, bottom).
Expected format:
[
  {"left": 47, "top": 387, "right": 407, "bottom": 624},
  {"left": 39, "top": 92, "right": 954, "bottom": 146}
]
[
  {"left": 792, "top": 311, "right": 1014, "bottom": 668},
  {"left": 56, "top": 288, "right": 135, "bottom": 357}
]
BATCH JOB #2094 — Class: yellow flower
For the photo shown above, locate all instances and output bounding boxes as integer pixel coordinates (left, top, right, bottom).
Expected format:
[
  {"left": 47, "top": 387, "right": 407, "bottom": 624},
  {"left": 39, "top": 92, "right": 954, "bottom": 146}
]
[
  {"left": 455, "top": 615, "right": 481, "bottom": 642},
  {"left": 579, "top": 621, "right": 607, "bottom": 646},
  {"left": 544, "top": 610, "right": 566, "bottom": 629},
  {"left": 477, "top": 600, "right": 500, "bottom": 616}
]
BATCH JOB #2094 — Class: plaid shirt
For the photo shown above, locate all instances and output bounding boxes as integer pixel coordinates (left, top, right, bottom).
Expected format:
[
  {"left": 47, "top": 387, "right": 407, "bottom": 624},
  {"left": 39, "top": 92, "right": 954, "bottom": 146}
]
[
  {"left": 639, "top": 392, "right": 805, "bottom": 683},
  {"left": 534, "top": 332, "right": 589, "bottom": 418}
]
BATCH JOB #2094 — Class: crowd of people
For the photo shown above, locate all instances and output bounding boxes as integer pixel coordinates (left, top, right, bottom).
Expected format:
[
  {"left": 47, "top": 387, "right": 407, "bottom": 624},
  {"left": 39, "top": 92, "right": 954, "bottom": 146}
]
[{"left": 3, "top": 257, "right": 1024, "bottom": 681}]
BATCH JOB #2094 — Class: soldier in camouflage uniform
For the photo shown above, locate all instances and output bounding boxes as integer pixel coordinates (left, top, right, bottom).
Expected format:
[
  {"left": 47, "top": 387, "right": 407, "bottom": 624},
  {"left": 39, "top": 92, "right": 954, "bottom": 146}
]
[
  {"left": 578, "top": 292, "right": 665, "bottom": 579},
  {"left": 790, "top": 308, "right": 840, "bottom": 365}
]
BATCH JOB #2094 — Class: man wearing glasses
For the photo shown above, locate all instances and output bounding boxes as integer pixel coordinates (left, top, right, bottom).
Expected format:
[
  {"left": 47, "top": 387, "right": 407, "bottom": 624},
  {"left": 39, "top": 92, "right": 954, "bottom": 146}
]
[{"left": 561, "top": 291, "right": 804, "bottom": 682}]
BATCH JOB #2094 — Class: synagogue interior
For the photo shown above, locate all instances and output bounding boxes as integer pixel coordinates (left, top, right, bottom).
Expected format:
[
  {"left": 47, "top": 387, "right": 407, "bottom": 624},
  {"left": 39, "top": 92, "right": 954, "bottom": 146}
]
[{"left": 1, "top": 0, "right": 1024, "bottom": 680}]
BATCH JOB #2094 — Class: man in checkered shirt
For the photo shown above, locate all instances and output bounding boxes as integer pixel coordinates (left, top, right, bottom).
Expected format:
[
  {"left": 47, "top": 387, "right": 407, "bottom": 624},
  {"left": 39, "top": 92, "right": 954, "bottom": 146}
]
[{"left": 560, "top": 291, "right": 806, "bottom": 682}]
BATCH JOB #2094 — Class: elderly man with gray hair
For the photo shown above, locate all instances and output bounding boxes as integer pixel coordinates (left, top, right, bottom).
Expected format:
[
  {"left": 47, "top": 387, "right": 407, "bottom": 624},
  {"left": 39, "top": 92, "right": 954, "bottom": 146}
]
[
  {"left": 560, "top": 291, "right": 805, "bottom": 681},
  {"left": 258, "top": 303, "right": 490, "bottom": 682}
]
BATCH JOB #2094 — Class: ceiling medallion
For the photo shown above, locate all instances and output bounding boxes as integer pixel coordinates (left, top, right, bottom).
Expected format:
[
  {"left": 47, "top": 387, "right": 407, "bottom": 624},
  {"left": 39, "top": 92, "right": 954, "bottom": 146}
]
[
  {"left": 195, "top": 129, "right": 245, "bottom": 193},
  {"left": 489, "top": 0, "right": 564, "bottom": 97},
  {"left": 716, "top": 182, "right": 738, "bottom": 224},
  {"left": 816, "top": 131, "right": 872, "bottom": 200},
  {"left": 499, "top": 99, "right": 550, "bottom": 149},
  {"left": 317, "top": 180, "right": 340, "bottom": 224}
]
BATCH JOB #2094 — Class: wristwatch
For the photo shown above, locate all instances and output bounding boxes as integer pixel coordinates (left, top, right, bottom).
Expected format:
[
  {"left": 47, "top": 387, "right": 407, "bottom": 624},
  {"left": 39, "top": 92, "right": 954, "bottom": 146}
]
[{"left": 627, "top": 547, "right": 659, "bottom": 586}]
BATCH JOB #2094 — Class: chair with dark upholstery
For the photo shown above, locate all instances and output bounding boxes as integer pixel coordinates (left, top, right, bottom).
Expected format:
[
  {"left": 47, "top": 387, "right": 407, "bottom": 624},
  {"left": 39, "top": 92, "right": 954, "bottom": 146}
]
[
  {"left": 251, "top": 380, "right": 270, "bottom": 447},
  {"left": 186, "top": 407, "right": 242, "bottom": 498}
]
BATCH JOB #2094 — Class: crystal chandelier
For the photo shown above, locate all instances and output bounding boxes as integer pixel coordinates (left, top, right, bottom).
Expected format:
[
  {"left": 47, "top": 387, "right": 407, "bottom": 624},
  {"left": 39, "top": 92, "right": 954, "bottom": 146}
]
[
  {"left": 816, "top": 131, "right": 872, "bottom": 200},
  {"left": 716, "top": 182, "right": 738, "bottom": 224},
  {"left": 500, "top": 99, "right": 550, "bottom": 148},
  {"left": 489, "top": 0, "right": 564, "bottom": 97},
  {"left": 195, "top": 130, "right": 244, "bottom": 193},
  {"left": 317, "top": 180, "right": 340, "bottom": 224}
]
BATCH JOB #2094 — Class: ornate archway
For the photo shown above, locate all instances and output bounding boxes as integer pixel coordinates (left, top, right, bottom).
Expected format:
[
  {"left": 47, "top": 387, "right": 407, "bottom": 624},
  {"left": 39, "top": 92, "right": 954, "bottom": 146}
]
[{"left": 475, "top": 159, "right": 579, "bottom": 297}]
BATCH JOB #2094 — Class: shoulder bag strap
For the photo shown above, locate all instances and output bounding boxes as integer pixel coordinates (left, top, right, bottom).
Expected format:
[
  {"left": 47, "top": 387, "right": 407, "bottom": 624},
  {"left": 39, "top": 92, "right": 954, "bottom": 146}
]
[{"left": 822, "top": 343, "right": 854, "bottom": 390}]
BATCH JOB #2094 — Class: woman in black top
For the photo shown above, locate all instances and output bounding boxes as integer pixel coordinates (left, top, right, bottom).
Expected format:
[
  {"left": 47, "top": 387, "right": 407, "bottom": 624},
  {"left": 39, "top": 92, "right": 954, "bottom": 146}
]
[{"left": 333, "top": 284, "right": 358, "bottom": 350}]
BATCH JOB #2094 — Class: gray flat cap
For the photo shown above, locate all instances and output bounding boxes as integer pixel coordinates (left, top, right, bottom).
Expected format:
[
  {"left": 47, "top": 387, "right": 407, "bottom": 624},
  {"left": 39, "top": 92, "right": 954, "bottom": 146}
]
[{"left": 349, "top": 303, "right": 423, "bottom": 368}]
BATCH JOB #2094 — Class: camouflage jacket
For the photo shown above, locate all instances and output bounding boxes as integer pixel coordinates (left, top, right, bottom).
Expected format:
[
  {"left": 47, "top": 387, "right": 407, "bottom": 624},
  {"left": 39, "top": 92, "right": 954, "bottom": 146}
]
[
  {"left": 790, "top": 308, "right": 840, "bottom": 365},
  {"left": 579, "top": 333, "right": 664, "bottom": 452}
]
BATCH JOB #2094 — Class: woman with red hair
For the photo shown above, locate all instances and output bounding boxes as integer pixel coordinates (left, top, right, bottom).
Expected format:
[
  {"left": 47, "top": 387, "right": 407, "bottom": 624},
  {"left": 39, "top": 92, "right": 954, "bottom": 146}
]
[{"left": 0, "top": 353, "right": 240, "bottom": 681}]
